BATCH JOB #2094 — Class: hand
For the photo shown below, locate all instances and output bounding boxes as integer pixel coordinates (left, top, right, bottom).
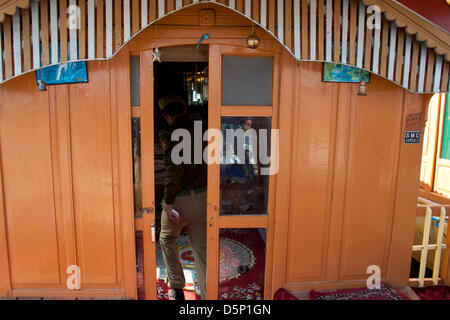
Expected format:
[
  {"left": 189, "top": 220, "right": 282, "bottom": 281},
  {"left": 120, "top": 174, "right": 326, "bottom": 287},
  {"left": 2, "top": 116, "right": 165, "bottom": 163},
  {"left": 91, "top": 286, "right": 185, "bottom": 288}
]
[{"left": 164, "top": 204, "right": 182, "bottom": 224}]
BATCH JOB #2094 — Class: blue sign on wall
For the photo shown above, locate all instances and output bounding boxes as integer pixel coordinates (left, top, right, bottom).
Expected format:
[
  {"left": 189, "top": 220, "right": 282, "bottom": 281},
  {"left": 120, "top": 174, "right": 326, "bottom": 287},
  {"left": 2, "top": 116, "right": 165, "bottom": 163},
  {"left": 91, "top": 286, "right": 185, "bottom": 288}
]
[
  {"left": 323, "top": 63, "right": 370, "bottom": 83},
  {"left": 36, "top": 61, "right": 88, "bottom": 85}
]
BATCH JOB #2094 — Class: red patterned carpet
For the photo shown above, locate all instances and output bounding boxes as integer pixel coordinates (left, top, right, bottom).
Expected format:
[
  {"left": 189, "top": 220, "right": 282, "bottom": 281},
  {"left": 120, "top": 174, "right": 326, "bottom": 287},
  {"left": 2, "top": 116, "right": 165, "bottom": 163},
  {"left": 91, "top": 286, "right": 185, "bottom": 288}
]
[
  {"left": 218, "top": 228, "right": 266, "bottom": 300},
  {"left": 412, "top": 285, "right": 450, "bottom": 300},
  {"left": 135, "top": 228, "right": 266, "bottom": 300},
  {"left": 309, "top": 283, "right": 410, "bottom": 300}
]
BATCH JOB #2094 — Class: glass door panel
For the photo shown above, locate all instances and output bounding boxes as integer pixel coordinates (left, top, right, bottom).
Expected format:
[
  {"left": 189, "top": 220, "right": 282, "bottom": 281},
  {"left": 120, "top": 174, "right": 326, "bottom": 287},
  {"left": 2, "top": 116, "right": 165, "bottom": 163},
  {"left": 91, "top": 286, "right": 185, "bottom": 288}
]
[
  {"left": 222, "top": 56, "right": 273, "bottom": 106},
  {"left": 220, "top": 117, "right": 272, "bottom": 216}
]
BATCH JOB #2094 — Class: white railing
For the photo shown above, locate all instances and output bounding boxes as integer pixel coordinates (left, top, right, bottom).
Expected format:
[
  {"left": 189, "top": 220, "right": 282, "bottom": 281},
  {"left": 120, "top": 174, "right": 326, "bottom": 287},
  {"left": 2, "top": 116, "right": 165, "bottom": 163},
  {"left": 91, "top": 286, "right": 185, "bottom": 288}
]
[{"left": 412, "top": 206, "right": 449, "bottom": 287}]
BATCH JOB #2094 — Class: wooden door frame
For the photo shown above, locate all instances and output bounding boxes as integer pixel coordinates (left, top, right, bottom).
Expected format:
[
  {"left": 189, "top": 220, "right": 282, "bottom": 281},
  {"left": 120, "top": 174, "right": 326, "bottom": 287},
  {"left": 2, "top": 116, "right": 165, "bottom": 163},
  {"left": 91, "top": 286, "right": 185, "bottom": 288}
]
[
  {"left": 206, "top": 44, "right": 280, "bottom": 300},
  {"left": 128, "top": 48, "right": 158, "bottom": 300}
]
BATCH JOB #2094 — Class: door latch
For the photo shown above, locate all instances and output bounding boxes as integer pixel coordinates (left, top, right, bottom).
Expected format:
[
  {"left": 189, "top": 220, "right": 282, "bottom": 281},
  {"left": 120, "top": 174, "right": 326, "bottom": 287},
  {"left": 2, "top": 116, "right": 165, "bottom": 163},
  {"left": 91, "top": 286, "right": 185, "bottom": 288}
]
[
  {"left": 141, "top": 207, "right": 153, "bottom": 214},
  {"left": 151, "top": 222, "right": 156, "bottom": 245}
]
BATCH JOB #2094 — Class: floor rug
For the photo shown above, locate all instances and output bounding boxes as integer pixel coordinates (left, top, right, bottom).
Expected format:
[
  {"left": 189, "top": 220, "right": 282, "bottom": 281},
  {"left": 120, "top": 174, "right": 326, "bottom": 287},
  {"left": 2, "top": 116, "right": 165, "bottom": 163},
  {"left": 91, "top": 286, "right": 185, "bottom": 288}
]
[
  {"left": 412, "top": 285, "right": 450, "bottom": 300},
  {"left": 218, "top": 228, "right": 266, "bottom": 300},
  {"left": 137, "top": 228, "right": 266, "bottom": 300},
  {"left": 156, "top": 235, "right": 202, "bottom": 300},
  {"left": 310, "top": 283, "right": 410, "bottom": 300}
]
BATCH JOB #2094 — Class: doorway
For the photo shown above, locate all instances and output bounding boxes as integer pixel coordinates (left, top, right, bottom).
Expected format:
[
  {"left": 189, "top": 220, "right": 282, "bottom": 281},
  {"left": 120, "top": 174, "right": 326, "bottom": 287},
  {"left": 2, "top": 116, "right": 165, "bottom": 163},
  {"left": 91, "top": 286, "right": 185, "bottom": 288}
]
[
  {"left": 153, "top": 52, "right": 209, "bottom": 300},
  {"left": 132, "top": 44, "right": 277, "bottom": 300}
]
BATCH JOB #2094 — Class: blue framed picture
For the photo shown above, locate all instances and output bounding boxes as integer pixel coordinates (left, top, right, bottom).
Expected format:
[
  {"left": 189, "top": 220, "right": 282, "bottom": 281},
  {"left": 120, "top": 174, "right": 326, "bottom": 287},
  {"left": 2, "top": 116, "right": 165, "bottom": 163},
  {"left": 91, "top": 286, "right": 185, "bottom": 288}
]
[
  {"left": 36, "top": 61, "right": 88, "bottom": 85},
  {"left": 323, "top": 63, "right": 370, "bottom": 83}
]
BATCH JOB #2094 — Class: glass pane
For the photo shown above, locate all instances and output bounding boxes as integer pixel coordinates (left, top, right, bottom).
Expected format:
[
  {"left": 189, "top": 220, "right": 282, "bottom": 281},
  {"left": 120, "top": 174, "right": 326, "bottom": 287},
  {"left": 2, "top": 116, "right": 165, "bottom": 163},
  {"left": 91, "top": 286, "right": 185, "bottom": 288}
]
[
  {"left": 220, "top": 117, "right": 271, "bottom": 216},
  {"left": 222, "top": 56, "right": 273, "bottom": 106},
  {"left": 132, "top": 118, "right": 142, "bottom": 217},
  {"left": 130, "top": 55, "right": 140, "bottom": 106},
  {"left": 441, "top": 94, "right": 450, "bottom": 160},
  {"left": 219, "top": 228, "right": 266, "bottom": 300}
]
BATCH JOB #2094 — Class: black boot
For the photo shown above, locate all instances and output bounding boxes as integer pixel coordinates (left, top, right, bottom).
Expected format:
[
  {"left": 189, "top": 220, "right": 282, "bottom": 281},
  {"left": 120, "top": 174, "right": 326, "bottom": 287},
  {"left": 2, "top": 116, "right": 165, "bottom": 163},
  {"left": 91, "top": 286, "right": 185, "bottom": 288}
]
[{"left": 173, "top": 288, "right": 185, "bottom": 300}]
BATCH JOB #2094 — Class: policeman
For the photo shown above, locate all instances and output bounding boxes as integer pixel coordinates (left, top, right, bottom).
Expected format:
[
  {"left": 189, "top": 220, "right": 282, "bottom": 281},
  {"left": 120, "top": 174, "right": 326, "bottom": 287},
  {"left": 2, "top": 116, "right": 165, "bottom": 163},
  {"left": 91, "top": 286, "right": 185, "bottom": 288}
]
[{"left": 158, "top": 96, "right": 207, "bottom": 300}]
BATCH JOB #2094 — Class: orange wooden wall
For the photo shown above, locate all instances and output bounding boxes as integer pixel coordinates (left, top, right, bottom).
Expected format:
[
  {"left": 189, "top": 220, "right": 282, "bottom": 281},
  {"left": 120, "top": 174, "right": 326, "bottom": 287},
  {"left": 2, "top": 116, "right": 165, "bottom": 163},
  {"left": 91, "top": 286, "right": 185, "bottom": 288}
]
[
  {"left": 0, "top": 60, "right": 136, "bottom": 298},
  {"left": 0, "top": 5, "right": 430, "bottom": 298},
  {"left": 279, "top": 61, "right": 428, "bottom": 292}
]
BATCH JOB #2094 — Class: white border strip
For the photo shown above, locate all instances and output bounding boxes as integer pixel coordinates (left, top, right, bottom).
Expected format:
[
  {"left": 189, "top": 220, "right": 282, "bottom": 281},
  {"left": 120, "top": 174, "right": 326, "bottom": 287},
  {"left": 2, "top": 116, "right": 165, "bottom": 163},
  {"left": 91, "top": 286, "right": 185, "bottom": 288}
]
[
  {"left": 310, "top": 0, "right": 317, "bottom": 60},
  {"left": 69, "top": 0, "right": 78, "bottom": 60},
  {"left": 124, "top": 0, "right": 131, "bottom": 41},
  {"left": 387, "top": 21, "right": 397, "bottom": 80},
  {"left": 277, "top": 0, "right": 283, "bottom": 43},
  {"left": 372, "top": 23, "right": 381, "bottom": 73},
  {"left": 142, "top": 0, "right": 148, "bottom": 27},
  {"left": 402, "top": 34, "right": 412, "bottom": 89},
  {"left": 31, "top": 0, "right": 40, "bottom": 69},
  {"left": 433, "top": 55, "right": 443, "bottom": 93},
  {"left": 260, "top": 0, "right": 266, "bottom": 27},
  {"left": 294, "top": 0, "right": 301, "bottom": 59},
  {"left": 12, "top": 12, "right": 22, "bottom": 75},
  {"left": 0, "top": 24, "right": 3, "bottom": 81},
  {"left": 356, "top": 0, "right": 365, "bottom": 68},
  {"left": 50, "top": 0, "right": 58, "bottom": 64},
  {"left": 158, "top": 0, "right": 165, "bottom": 18},
  {"left": 417, "top": 41, "right": 428, "bottom": 93},
  {"left": 341, "top": 0, "right": 349, "bottom": 64},
  {"left": 245, "top": 0, "right": 251, "bottom": 17},
  {"left": 88, "top": 0, "right": 95, "bottom": 59},
  {"left": 326, "top": 0, "right": 333, "bottom": 61},
  {"left": 106, "top": 0, "right": 113, "bottom": 57}
]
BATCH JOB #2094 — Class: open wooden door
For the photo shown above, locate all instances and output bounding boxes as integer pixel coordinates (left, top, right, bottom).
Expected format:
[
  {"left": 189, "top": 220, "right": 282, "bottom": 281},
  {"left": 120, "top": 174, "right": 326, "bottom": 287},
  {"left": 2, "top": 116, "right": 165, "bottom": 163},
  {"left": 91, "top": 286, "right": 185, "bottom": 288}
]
[
  {"left": 206, "top": 45, "right": 279, "bottom": 300},
  {"left": 132, "top": 49, "right": 157, "bottom": 300}
]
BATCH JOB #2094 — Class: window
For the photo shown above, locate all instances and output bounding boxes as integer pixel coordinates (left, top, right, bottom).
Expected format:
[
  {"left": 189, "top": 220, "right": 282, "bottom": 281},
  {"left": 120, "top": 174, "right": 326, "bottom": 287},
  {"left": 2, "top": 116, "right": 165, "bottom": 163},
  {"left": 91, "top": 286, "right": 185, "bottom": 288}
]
[{"left": 222, "top": 56, "right": 273, "bottom": 106}]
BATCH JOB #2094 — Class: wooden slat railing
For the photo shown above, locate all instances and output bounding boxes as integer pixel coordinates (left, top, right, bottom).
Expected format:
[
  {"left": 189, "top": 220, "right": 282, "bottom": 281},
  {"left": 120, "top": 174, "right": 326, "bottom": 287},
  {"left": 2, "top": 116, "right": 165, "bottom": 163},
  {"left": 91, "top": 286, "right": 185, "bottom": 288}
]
[{"left": 411, "top": 205, "right": 450, "bottom": 287}]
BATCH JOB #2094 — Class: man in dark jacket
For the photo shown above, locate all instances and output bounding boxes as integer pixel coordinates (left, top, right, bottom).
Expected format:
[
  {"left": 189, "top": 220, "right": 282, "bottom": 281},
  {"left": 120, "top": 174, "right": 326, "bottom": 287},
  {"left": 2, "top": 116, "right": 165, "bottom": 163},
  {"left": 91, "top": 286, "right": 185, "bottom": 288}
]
[{"left": 158, "top": 96, "right": 207, "bottom": 300}]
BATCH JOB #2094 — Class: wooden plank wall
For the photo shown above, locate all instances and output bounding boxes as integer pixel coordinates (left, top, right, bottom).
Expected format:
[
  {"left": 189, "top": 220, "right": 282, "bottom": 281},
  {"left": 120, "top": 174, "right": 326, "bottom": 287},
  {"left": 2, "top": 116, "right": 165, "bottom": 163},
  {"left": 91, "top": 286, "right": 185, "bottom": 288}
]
[
  {"left": 283, "top": 60, "right": 428, "bottom": 290},
  {"left": 0, "top": 60, "right": 136, "bottom": 298},
  {"left": 0, "top": 0, "right": 449, "bottom": 93}
]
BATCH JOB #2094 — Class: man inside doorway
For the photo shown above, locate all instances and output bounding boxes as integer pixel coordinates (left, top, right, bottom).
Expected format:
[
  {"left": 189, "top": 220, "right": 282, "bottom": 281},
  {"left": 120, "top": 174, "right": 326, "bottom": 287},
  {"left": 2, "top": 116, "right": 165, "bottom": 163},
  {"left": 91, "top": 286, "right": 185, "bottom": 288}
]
[{"left": 158, "top": 96, "right": 207, "bottom": 300}]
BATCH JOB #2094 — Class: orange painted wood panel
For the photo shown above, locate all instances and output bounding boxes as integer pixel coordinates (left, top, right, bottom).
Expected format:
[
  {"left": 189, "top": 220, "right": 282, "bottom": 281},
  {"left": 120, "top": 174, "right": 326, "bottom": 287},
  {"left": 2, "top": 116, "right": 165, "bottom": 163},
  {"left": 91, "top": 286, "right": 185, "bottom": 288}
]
[
  {"left": 286, "top": 62, "right": 335, "bottom": 283},
  {"left": 338, "top": 75, "right": 403, "bottom": 281},
  {"left": 387, "top": 92, "right": 429, "bottom": 286},
  {"left": 68, "top": 61, "right": 119, "bottom": 287},
  {"left": 0, "top": 73, "right": 60, "bottom": 286}
]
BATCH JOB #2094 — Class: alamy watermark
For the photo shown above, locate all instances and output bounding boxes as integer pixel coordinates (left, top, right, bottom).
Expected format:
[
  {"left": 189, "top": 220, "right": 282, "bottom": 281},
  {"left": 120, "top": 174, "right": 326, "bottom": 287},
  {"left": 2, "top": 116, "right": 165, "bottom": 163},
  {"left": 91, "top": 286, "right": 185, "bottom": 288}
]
[
  {"left": 67, "top": 5, "right": 81, "bottom": 30},
  {"left": 366, "top": 5, "right": 382, "bottom": 30},
  {"left": 66, "top": 265, "right": 81, "bottom": 290},
  {"left": 366, "top": 265, "right": 381, "bottom": 289},
  {"left": 169, "top": 121, "right": 279, "bottom": 176}
]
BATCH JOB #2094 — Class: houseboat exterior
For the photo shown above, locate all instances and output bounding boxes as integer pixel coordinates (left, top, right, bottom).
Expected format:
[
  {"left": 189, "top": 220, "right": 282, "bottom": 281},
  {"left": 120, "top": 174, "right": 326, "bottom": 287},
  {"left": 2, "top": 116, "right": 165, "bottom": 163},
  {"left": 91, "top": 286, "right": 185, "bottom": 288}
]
[{"left": 0, "top": 0, "right": 449, "bottom": 300}]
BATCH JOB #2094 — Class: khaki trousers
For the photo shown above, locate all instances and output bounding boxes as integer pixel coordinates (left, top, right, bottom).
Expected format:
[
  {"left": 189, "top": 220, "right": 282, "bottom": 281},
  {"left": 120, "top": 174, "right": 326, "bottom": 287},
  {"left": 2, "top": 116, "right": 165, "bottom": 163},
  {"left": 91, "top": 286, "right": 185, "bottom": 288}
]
[{"left": 159, "top": 190, "right": 207, "bottom": 299}]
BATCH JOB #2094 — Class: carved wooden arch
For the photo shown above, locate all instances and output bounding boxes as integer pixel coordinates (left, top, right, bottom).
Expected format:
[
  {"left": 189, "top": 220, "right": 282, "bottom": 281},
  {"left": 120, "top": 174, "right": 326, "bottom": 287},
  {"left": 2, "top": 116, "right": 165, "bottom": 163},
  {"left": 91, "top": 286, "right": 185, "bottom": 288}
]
[{"left": 0, "top": 0, "right": 449, "bottom": 93}]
